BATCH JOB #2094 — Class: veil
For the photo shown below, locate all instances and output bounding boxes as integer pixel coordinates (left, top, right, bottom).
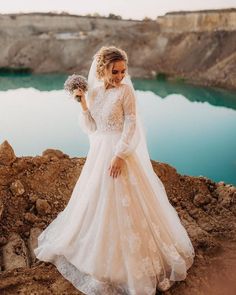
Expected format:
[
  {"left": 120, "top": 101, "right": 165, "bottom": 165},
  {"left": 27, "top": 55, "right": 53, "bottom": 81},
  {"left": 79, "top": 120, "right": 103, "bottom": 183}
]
[{"left": 87, "top": 53, "right": 154, "bottom": 172}]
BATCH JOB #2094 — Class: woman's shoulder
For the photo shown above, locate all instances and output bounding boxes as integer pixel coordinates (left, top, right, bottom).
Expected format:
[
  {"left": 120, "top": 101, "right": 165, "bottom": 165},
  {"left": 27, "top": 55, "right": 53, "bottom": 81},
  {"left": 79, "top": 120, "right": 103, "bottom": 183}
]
[
  {"left": 120, "top": 83, "right": 135, "bottom": 100},
  {"left": 89, "top": 86, "right": 103, "bottom": 101},
  {"left": 121, "top": 83, "right": 133, "bottom": 93},
  {"left": 92, "top": 85, "right": 103, "bottom": 94},
  {"left": 114, "top": 84, "right": 131, "bottom": 100}
]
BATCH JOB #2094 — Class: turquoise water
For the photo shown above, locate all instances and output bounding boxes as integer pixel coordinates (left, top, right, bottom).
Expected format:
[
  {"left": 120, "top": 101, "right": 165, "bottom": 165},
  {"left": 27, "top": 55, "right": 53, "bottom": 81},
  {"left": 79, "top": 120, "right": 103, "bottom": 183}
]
[{"left": 0, "top": 73, "right": 235, "bottom": 185}]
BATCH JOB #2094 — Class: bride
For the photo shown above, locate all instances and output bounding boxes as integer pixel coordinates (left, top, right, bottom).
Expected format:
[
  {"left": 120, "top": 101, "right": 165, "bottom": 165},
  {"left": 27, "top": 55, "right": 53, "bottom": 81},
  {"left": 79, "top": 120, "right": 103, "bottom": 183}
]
[{"left": 34, "top": 46, "right": 195, "bottom": 295}]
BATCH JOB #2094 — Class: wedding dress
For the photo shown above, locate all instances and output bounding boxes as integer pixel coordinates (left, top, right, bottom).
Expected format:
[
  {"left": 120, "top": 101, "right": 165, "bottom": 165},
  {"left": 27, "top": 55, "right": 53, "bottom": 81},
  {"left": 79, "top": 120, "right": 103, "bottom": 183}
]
[{"left": 34, "top": 82, "right": 195, "bottom": 295}]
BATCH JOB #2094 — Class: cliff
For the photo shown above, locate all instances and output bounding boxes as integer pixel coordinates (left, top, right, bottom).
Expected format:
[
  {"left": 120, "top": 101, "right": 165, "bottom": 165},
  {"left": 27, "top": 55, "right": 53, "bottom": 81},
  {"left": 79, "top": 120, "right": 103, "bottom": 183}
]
[
  {"left": 0, "top": 10, "right": 236, "bottom": 91},
  {"left": 157, "top": 9, "right": 236, "bottom": 32},
  {"left": 0, "top": 140, "right": 236, "bottom": 294}
]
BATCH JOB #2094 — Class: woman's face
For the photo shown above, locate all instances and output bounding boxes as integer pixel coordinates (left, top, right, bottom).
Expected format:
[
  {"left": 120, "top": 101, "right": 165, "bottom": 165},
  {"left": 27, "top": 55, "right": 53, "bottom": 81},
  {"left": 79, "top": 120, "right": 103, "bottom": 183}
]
[{"left": 105, "top": 60, "right": 127, "bottom": 88}]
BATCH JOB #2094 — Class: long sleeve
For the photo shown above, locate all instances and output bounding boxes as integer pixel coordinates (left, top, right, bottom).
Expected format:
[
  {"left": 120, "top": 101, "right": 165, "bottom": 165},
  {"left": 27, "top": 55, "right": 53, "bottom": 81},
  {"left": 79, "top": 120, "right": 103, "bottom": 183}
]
[
  {"left": 114, "top": 84, "right": 137, "bottom": 160},
  {"left": 78, "top": 108, "right": 97, "bottom": 134}
]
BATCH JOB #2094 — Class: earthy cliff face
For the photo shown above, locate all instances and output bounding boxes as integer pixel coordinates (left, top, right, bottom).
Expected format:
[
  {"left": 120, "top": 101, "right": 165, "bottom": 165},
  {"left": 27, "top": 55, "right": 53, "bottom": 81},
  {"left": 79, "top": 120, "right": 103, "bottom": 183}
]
[
  {"left": 157, "top": 9, "right": 236, "bottom": 33},
  {"left": 0, "top": 13, "right": 155, "bottom": 78},
  {"left": 155, "top": 9, "right": 236, "bottom": 90},
  {"left": 0, "top": 10, "right": 236, "bottom": 91},
  {"left": 0, "top": 140, "right": 236, "bottom": 294}
]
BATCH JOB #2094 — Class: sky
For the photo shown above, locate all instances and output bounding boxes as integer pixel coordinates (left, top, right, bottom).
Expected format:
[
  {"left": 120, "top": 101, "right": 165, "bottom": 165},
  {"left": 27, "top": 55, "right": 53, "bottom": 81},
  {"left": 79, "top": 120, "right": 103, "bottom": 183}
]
[{"left": 0, "top": 0, "right": 235, "bottom": 20}]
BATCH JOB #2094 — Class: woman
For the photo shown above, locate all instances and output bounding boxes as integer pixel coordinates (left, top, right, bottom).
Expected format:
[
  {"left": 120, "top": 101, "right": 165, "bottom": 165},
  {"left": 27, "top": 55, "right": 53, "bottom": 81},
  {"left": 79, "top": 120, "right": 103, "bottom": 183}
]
[{"left": 34, "top": 46, "right": 195, "bottom": 295}]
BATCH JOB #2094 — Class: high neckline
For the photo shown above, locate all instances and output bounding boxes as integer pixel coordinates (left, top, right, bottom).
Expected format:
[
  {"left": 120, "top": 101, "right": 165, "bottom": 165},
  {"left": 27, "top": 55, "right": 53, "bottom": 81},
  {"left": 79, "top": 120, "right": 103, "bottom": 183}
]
[{"left": 103, "top": 84, "right": 123, "bottom": 92}]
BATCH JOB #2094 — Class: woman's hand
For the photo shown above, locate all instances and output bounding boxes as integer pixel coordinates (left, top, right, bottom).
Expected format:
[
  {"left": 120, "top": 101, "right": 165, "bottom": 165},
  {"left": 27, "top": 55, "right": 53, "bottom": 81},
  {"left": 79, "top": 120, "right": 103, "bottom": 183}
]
[
  {"left": 108, "top": 156, "right": 125, "bottom": 178},
  {"left": 73, "top": 88, "right": 87, "bottom": 111}
]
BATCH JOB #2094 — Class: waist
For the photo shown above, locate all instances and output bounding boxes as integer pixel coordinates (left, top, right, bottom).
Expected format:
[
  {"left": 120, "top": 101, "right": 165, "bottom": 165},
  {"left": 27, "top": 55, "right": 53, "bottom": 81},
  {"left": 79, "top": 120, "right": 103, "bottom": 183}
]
[
  {"left": 95, "top": 128, "right": 123, "bottom": 134},
  {"left": 95, "top": 127, "right": 123, "bottom": 133}
]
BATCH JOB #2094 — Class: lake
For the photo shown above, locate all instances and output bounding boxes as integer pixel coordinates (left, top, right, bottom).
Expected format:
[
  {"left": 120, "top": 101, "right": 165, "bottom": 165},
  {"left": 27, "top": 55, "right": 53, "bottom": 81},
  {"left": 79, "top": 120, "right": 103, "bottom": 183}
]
[{"left": 0, "top": 73, "right": 235, "bottom": 185}]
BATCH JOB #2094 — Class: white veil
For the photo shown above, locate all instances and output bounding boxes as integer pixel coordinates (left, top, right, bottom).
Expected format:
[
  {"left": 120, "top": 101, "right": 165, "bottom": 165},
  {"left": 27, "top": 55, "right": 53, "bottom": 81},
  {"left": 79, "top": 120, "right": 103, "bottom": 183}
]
[{"left": 87, "top": 53, "right": 154, "bottom": 172}]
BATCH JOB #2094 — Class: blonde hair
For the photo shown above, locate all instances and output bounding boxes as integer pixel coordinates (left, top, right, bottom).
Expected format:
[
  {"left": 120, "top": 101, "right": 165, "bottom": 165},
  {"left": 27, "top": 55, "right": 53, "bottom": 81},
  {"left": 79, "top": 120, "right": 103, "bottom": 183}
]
[{"left": 95, "top": 46, "right": 128, "bottom": 80}]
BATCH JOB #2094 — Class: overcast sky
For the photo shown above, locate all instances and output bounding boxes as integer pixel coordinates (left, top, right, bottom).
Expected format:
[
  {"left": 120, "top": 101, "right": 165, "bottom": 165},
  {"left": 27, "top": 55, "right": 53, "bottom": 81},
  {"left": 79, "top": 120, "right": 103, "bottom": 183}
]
[{"left": 0, "top": 0, "right": 235, "bottom": 20}]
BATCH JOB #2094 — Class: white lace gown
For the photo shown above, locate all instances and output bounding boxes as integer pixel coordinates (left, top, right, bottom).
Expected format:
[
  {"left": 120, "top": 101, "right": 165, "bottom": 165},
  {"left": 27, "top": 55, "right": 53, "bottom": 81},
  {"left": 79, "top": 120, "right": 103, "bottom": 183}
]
[{"left": 34, "top": 84, "right": 195, "bottom": 295}]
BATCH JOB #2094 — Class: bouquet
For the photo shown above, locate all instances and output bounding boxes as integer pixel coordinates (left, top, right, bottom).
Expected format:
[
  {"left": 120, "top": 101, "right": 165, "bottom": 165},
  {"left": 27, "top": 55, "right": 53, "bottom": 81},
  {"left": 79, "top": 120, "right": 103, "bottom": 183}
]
[{"left": 64, "top": 74, "right": 88, "bottom": 102}]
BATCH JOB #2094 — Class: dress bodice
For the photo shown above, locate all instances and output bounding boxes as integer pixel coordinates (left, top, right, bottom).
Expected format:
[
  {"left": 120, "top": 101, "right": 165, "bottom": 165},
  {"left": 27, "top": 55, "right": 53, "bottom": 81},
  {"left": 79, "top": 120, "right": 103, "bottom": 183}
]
[
  {"left": 79, "top": 83, "right": 137, "bottom": 160},
  {"left": 89, "top": 85, "right": 125, "bottom": 132}
]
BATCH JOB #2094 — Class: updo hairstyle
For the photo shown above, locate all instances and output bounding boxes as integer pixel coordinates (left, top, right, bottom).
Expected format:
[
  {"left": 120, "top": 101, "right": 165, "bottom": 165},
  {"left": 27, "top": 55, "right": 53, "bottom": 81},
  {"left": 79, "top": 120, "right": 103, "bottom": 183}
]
[{"left": 95, "top": 46, "right": 128, "bottom": 80}]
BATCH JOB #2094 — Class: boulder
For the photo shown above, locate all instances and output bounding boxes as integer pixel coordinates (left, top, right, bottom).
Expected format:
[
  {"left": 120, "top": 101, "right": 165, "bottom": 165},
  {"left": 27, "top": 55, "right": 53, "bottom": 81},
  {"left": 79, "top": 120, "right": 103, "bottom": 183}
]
[
  {"left": 2, "top": 232, "right": 30, "bottom": 270},
  {"left": 42, "top": 149, "right": 69, "bottom": 160},
  {"left": 0, "top": 140, "right": 16, "bottom": 165}
]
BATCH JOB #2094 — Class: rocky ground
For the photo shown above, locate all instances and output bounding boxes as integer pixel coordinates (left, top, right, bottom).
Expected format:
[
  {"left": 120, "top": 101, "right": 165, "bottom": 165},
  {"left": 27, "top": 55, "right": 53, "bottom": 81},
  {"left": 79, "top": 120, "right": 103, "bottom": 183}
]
[{"left": 0, "top": 140, "right": 236, "bottom": 294}]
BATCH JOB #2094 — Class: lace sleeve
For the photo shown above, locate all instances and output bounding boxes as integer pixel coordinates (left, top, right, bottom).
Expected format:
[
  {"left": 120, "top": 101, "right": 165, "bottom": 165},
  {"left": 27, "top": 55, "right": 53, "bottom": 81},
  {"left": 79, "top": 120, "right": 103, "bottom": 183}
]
[
  {"left": 78, "top": 108, "right": 97, "bottom": 134},
  {"left": 114, "top": 84, "right": 136, "bottom": 159},
  {"left": 78, "top": 89, "right": 97, "bottom": 134}
]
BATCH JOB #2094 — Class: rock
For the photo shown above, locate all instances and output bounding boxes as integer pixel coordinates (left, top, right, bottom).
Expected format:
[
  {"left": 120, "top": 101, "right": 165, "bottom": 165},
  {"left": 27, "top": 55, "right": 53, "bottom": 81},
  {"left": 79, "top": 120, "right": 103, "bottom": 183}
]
[
  {"left": 24, "top": 231, "right": 30, "bottom": 238},
  {"left": 36, "top": 198, "right": 51, "bottom": 215},
  {"left": 50, "top": 276, "right": 78, "bottom": 293},
  {"left": 24, "top": 212, "right": 39, "bottom": 223},
  {"left": 0, "top": 140, "right": 16, "bottom": 165},
  {"left": 2, "top": 232, "right": 30, "bottom": 270},
  {"left": 10, "top": 180, "right": 25, "bottom": 196},
  {"left": 215, "top": 185, "right": 236, "bottom": 208},
  {"left": 31, "top": 155, "right": 50, "bottom": 165},
  {"left": 185, "top": 223, "right": 220, "bottom": 252},
  {"left": 193, "top": 193, "right": 212, "bottom": 206},
  {"left": 0, "top": 166, "right": 14, "bottom": 186},
  {"left": 28, "top": 227, "right": 42, "bottom": 262},
  {"left": 0, "top": 236, "right": 8, "bottom": 246},
  {"left": 15, "top": 220, "right": 24, "bottom": 227},
  {"left": 42, "top": 149, "right": 69, "bottom": 160},
  {"left": 29, "top": 194, "right": 39, "bottom": 203}
]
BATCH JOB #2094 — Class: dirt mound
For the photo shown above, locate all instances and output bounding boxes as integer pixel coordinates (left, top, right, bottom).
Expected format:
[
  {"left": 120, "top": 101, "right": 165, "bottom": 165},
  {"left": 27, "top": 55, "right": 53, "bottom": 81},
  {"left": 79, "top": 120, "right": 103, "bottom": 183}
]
[{"left": 0, "top": 140, "right": 236, "bottom": 294}]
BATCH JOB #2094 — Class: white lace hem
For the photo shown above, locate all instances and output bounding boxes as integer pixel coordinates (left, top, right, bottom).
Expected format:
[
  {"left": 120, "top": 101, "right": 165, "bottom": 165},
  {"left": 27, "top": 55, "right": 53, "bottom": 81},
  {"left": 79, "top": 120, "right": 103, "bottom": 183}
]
[{"left": 51, "top": 255, "right": 176, "bottom": 295}]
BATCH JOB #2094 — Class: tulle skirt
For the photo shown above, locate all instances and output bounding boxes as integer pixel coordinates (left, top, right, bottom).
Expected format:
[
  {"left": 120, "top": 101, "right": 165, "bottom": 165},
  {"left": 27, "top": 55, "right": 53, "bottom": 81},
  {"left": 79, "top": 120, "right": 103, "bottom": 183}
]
[{"left": 34, "top": 130, "right": 195, "bottom": 295}]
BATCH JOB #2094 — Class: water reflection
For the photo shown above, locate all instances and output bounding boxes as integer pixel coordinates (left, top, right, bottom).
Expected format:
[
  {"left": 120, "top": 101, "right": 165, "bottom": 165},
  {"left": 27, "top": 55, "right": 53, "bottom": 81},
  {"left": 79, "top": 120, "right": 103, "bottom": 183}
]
[
  {"left": 0, "top": 73, "right": 236, "bottom": 110},
  {"left": 133, "top": 78, "right": 236, "bottom": 110},
  {"left": 0, "top": 74, "right": 235, "bottom": 185}
]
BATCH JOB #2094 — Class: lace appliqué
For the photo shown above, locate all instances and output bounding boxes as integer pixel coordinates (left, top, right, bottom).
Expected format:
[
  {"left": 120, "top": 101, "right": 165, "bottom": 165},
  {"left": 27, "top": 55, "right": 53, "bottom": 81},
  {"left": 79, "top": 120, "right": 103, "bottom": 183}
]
[
  {"left": 148, "top": 237, "right": 157, "bottom": 253},
  {"left": 121, "top": 194, "right": 131, "bottom": 207},
  {"left": 90, "top": 86, "right": 124, "bottom": 132},
  {"left": 158, "top": 278, "right": 173, "bottom": 291},
  {"left": 129, "top": 174, "right": 138, "bottom": 185},
  {"left": 128, "top": 232, "right": 142, "bottom": 254},
  {"left": 123, "top": 214, "right": 133, "bottom": 228},
  {"left": 151, "top": 222, "right": 161, "bottom": 238},
  {"left": 79, "top": 84, "right": 137, "bottom": 160},
  {"left": 140, "top": 257, "right": 155, "bottom": 277},
  {"left": 161, "top": 242, "right": 182, "bottom": 261}
]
